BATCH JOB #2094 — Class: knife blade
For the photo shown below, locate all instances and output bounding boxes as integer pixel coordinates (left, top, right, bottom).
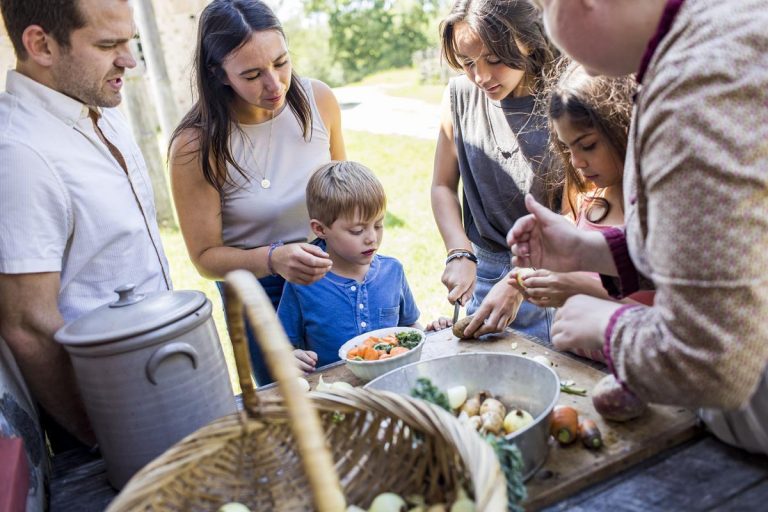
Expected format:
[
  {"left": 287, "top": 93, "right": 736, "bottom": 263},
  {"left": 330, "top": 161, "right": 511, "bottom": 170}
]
[{"left": 452, "top": 298, "right": 461, "bottom": 324}]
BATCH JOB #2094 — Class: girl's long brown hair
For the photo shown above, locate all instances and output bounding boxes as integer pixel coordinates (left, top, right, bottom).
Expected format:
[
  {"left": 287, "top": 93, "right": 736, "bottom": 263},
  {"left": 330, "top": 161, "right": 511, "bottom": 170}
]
[
  {"left": 547, "top": 61, "right": 636, "bottom": 220},
  {"left": 440, "top": 0, "right": 558, "bottom": 94},
  {"left": 169, "top": 0, "right": 312, "bottom": 191}
]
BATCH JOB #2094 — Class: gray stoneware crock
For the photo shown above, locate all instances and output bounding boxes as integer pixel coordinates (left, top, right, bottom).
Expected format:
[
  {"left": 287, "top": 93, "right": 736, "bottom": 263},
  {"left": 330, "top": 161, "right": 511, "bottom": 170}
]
[{"left": 55, "top": 284, "right": 237, "bottom": 489}]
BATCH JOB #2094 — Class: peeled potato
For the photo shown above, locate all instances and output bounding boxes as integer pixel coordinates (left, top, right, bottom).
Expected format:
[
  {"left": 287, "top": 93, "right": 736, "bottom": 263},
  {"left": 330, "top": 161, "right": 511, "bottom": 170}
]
[
  {"left": 452, "top": 315, "right": 475, "bottom": 339},
  {"left": 515, "top": 267, "right": 536, "bottom": 288}
]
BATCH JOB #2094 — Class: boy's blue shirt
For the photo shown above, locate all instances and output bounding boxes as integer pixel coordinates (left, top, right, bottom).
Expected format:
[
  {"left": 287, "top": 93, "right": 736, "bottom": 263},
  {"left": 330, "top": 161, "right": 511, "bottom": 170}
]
[{"left": 277, "top": 250, "right": 420, "bottom": 368}]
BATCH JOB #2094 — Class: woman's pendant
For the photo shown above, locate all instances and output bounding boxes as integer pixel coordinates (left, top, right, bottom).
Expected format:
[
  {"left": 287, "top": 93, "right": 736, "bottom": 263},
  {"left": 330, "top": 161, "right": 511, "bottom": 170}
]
[{"left": 260, "top": 178, "right": 271, "bottom": 189}]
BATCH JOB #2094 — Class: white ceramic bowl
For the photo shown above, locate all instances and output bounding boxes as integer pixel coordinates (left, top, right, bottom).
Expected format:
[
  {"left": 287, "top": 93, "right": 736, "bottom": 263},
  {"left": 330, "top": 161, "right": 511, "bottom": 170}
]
[{"left": 338, "top": 326, "right": 426, "bottom": 382}]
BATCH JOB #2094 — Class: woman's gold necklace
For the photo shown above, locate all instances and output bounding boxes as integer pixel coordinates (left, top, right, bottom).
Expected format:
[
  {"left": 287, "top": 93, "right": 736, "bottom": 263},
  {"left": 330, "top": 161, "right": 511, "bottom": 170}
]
[{"left": 244, "top": 108, "right": 276, "bottom": 189}]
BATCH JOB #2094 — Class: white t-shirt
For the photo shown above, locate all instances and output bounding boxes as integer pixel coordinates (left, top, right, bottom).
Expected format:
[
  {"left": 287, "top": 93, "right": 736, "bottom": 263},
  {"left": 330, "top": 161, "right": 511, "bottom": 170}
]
[{"left": 0, "top": 70, "right": 171, "bottom": 323}]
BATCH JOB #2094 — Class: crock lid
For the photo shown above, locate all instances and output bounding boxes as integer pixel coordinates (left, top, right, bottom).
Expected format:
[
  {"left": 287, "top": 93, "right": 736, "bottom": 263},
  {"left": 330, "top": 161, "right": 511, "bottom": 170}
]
[{"left": 55, "top": 284, "right": 207, "bottom": 346}]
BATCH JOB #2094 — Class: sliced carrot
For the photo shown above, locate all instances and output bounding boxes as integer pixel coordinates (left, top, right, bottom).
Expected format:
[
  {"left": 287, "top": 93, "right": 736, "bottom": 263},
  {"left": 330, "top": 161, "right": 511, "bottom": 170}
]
[
  {"left": 347, "top": 346, "right": 362, "bottom": 359},
  {"left": 389, "top": 346, "right": 409, "bottom": 356},
  {"left": 363, "top": 346, "right": 380, "bottom": 360}
]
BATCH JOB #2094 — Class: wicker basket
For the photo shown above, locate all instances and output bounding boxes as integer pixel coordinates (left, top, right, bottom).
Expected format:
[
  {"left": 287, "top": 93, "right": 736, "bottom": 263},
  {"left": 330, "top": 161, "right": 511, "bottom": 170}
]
[{"left": 106, "top": 270, "right": 507, "bottom": 511}]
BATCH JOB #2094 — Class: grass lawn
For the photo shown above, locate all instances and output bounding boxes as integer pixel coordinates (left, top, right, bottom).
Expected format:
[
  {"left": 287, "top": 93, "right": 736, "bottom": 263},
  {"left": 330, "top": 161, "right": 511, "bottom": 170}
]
[{"left": 160, "top": 128, "right": 447, "bottom": 391}]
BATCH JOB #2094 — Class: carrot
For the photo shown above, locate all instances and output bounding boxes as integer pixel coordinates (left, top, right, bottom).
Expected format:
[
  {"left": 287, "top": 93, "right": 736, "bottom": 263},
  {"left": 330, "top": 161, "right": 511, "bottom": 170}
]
[
  {"left": 550, "top": 405, "right": 579, "bottom": 445},
  {"left": 389, "top": 346, "right": 409, "bottom": 356},
  {"left": 380, "top": 335, "right": 398, "bottom": 345},
  {"left": 347, "top": 346, "right": 362, "bottom": 359},
  {"left": 363, "top": 346, "right": 380, "bottom": 361},
  {"left": 362, "top": 337, "right": 378, "bottom": 348},
  {"left": 579, "top": 418, "right": 603, "bottom": 450}
]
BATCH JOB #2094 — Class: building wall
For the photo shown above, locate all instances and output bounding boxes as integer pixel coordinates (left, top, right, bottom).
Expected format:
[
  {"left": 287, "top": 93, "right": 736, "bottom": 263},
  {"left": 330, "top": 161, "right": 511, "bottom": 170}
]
[
  {"left": 0, "top": 0, "right": 211, "bottom": 104},
  {"left": 0, "top": 18, "right": 13, "bottom": 90}
]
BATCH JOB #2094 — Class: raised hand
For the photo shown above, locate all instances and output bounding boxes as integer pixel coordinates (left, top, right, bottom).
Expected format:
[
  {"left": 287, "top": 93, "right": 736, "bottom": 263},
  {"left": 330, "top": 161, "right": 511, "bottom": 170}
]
[{"left": 506, "top": 194, "right": 588, "bottom": 272}]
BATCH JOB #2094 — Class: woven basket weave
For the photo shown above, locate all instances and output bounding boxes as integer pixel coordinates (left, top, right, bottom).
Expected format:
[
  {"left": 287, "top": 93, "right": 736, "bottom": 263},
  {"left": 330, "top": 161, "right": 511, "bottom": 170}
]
[{"left": 106, "top": 270, "right": 507, "bottom": 511}]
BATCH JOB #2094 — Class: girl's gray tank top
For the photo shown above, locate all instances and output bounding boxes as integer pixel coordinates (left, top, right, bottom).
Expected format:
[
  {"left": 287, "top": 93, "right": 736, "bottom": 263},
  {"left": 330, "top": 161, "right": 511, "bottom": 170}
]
[{"left": 450, "top": 75, "right": 559, "bottom": 253}]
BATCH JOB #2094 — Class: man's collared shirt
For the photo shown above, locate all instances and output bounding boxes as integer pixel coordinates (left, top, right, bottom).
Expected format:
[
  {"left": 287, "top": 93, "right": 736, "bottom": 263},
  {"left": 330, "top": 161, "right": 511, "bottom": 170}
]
[{"left": 0, "top": 70, "right": 171, "bottom": 322}]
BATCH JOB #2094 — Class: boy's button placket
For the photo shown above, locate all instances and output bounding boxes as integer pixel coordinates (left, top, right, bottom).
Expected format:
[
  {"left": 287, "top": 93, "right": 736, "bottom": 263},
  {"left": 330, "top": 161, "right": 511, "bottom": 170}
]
[{"left": 354, "top": 283, "right": 369, "bottom": 332}]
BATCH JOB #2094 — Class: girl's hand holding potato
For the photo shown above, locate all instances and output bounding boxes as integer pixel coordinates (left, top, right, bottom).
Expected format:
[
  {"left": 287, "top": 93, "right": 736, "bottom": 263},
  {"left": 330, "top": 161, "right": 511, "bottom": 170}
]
[{"left": 513, "top": 269, "right": 583, "bottom": 308}]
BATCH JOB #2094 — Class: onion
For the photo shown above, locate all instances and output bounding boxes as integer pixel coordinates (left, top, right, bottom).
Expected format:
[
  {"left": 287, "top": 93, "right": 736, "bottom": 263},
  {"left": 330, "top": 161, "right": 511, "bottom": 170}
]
[
  {"left": 218, "top": 503, "right": 251, "bottom": 512},
  {"left": 369, "top": 492, "right": 407, "bottom": 512},
  {"left": 296, "top": 377, "right": 310, "bottom": 392},
  {"left": 446, "top": 385, "right": 468, "bottom": 410},
  {"left": 592, "top": 374, "right": 647, "bottom": 422},
  {"left": 503, "top": 408, "right": 534, "bottom": 434}
]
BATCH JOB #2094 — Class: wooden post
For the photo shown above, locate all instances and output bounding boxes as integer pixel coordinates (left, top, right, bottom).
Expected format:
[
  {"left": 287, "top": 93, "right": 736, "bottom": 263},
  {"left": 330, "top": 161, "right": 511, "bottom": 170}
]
[
  {"left": 132, "top": 0, "right": 180, "bottom": 149},
  {"left": 123, "top": 41, "right": 177, "bottom": 229}
]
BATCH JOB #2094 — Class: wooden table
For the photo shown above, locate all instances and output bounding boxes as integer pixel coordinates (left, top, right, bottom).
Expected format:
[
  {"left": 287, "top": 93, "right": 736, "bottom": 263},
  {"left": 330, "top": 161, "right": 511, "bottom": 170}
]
[{"left": 50, "top": 329, "right": 768, "bottom": 511}]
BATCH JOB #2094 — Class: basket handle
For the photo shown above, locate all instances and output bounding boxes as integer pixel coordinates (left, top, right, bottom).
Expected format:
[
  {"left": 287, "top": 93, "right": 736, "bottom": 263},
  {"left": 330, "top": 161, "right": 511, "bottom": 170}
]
[{"left": 224, "top": 270, "right": 346, "bottom": 512}]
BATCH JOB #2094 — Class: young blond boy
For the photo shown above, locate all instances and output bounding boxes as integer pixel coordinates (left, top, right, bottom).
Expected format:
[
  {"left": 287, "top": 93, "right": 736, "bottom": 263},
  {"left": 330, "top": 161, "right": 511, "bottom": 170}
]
[{"left": 278, "top": 161, "right": 422, "bottom": 372}]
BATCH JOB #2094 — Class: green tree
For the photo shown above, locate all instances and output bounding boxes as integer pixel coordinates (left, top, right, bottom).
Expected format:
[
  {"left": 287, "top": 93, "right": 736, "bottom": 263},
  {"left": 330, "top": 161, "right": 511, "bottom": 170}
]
[{"left": 303, "top": 0, "right": 443, "bottom": 83}]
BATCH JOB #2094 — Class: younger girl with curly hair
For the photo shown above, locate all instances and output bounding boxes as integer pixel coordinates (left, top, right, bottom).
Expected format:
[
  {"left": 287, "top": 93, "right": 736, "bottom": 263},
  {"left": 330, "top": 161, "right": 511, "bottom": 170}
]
[{"left": 514, "top": 63, "right": 650, "bottom": 360}]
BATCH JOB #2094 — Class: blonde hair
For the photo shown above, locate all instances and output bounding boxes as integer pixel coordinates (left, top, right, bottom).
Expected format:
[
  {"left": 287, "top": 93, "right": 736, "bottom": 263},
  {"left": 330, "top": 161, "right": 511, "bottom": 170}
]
[{"left": 306, "top": 161, "right": 387, "bottom": 226}]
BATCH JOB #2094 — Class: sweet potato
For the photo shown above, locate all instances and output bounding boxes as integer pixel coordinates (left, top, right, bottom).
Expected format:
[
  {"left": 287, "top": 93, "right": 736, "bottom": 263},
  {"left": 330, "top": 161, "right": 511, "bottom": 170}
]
[
  {"left": 452, "top": 315, "right": 476, "bottom": 339},
  {"left": 592, "top": 374, "right": 647, "bottom": 422}
]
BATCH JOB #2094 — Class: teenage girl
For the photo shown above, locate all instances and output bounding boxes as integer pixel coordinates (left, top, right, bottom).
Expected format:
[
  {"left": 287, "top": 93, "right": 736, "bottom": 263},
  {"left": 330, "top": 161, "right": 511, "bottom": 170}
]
[{"left": 432, "top": 0, "right": 561, "bottom": 341}]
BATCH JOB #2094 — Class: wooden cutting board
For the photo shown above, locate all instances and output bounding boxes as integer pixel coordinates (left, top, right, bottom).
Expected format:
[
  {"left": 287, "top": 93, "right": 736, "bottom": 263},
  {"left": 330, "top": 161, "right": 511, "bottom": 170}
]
[{"left": 279, "top": 328, "right": 701, "bottom": 510}]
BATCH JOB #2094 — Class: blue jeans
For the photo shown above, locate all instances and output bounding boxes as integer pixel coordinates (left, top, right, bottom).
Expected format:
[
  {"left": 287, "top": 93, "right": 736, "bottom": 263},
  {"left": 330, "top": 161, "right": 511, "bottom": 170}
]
[
  {"left": 467, "top": 244, "right": 553, "bottom": 344},
  {"left": 215, "top": 275, "right": 285, "bottom": 386}
]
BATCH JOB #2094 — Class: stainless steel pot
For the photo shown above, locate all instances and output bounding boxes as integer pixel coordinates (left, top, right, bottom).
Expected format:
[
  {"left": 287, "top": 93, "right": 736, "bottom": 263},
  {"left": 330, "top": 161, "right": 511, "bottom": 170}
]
[
  {"left": 364, "top": 352, "right": 560, "bottom": 480},
  {"left": 55, "top": 284, "right": 237, "bottom": 489}
]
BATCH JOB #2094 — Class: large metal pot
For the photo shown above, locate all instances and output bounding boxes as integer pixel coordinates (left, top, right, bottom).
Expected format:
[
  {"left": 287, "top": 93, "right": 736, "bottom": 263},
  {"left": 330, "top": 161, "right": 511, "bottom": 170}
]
[
  {"left": 364, "top": 352, "right": 560, "bottom": 480},
  {"left": 55, "top": 284, "right": 237, "bottom": 489}
]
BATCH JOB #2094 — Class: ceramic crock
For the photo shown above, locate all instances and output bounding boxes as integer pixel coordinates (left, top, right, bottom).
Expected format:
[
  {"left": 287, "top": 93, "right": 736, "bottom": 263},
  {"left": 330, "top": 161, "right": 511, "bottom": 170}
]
[{"left": 55, "top": 284, "right": 236, "bottom": 489}]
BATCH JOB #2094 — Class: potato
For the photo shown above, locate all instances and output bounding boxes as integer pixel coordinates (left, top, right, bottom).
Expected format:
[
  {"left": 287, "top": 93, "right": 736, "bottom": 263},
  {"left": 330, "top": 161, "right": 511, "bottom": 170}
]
[
  {"left": 479, "top": 398, "right": 506, "bottom": 419},
  {"left": 515, "top": 267, "right": 536, "bottom": 288},
  {"left": 592, "top": 374, "right": 648, "bottom": 422},
  {"left": 452, "top": 315, "right": 475, "bottom": 339},
  {"left": 480, "top": 411, "right": 504, "bottom": 435}
]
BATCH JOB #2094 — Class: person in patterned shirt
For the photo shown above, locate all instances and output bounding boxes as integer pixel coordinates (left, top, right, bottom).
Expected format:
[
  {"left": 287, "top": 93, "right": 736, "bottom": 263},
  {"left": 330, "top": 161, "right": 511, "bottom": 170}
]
[{"left": 510, "top": 0, "right": 768, "bottom": 454}]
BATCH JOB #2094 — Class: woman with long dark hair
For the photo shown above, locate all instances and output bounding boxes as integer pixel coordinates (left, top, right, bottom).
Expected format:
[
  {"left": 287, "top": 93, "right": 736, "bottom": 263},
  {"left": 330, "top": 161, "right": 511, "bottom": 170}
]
[{"left": 170, "top": 0, "right": 345, "bottom": 384}]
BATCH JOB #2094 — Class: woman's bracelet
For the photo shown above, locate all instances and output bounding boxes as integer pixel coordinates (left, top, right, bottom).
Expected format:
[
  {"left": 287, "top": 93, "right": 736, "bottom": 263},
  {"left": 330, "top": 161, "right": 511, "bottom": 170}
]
[
  {"left": 267, "top": 240, "right": 284, "bottom": 276},
  {"left": 445, "top": 250, "right": 478, "bottom": 265}
]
